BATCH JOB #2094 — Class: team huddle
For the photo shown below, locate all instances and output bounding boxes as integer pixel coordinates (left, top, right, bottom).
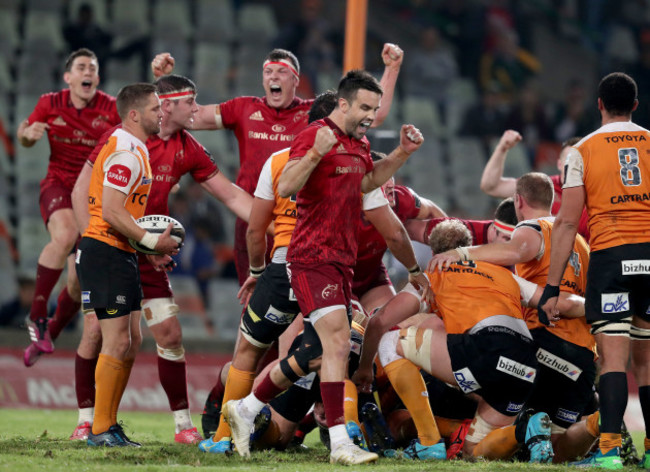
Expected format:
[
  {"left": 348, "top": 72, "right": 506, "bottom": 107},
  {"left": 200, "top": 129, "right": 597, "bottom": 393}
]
[{"left": 16, "top": 42, "right": 650, "bottom": 469}]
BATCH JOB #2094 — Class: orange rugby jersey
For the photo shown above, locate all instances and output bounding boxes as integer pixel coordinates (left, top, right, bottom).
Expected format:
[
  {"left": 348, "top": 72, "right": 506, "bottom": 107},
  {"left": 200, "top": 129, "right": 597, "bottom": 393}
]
[
  {"left": 567, "top": 122, "right": 650, "bottom": 251},
  {"left": 265, "top": 148, "right": 296, "bottom": 256},
  {"left": 425, "top": 260, "right": 524, "bottom": 335},
  {"left": 514, "top": 218, "right": 595, "bottom": 354},
  {"left": 83, "top": 128, "right": 152, "bottom": 252}
]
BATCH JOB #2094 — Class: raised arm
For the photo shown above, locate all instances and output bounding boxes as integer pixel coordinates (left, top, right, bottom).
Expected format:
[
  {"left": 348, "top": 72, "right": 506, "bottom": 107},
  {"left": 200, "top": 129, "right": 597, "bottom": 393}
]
[
  {"left": 17, "top": 119, "right": 49, "bottom": 147},
  {"left": 374, "top": 43, "right": 404, "bottom": 127},
  {"left": 480, "top": 129, "right": 522, "bottom": 197}
]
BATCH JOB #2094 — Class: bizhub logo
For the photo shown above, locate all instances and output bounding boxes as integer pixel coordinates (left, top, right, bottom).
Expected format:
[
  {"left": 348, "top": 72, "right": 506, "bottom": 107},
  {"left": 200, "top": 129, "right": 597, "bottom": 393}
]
[
  {"left": 453, "top": 367, "right": 481, "bottom": 393},
  {"left": 536, "top": 348, "right": 582, "bottom": 380},
  {"left": 622, "top": 260, "right": 650, "bottom": 275},
  {"left": 496, "top": 356, "right": 536, "bottom": 383},
  {"left": 601, "top": 293, "right": 629, "bottom": 314}
]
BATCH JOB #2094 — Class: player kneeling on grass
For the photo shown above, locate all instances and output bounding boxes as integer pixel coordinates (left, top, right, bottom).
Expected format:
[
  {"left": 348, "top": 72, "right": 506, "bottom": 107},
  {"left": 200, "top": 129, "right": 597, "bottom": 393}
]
[{"left": 373, "top": 219, "right": 587, "bottom": 462}]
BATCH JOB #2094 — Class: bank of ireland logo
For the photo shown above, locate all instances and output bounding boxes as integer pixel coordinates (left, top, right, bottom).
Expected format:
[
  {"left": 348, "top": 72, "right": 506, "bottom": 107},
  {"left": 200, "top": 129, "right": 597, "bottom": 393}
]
[
  {"left": 453, "top": 367, "right": 481, "bottom": 393},
  {"left": 321, "top": 284, "right": 338, "bottom": 300}
]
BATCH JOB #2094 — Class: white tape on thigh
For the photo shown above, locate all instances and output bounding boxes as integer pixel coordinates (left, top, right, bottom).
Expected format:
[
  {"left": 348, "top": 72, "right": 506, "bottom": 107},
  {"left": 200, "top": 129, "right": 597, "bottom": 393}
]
[
  {"left": 378, "top": 330, "right": 402, "bottom": 367},
  {"left": 156, "top": 344, "right": 185, "bottom": 362},
  {"left": 142, "top": 298, "right": 179, "bottom": 327},
  {"left": 399, "top": 326, "right": 433, "bottom": 373},
  {"left": 465, "top": 413, "right": 497, "bottom": 444}
]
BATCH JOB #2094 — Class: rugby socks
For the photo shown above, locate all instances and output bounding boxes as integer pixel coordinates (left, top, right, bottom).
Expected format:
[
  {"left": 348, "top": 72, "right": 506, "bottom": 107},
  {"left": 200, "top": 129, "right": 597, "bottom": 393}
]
[
  {"left": 48, "top": 287, "right": 81, "bottom": 338},
  {"left": 29, "top": 264, "right": 62, "bottom": 321},
  {"left": 343, "top": 379, "right": 360, "bottom": 425},
  {"left": 585, "top": 411, "right": 600, "bottom": 437},
  {"left": 213, "top": 366, "right": 255, "bottom": 440},
  {"left": 75, "top": 353, "right": 98, "bottom": 408},
  {"left": 471, "top": 425, "right": 517, "bottom": 459},
  {"left": 598, "top": 372, "right": 626, "bottom": 452},
  {"left": 321, "top": 381, "right": 346, "bottom": 428},
  {"left": 115, "top": 357, "right": 135, "bottom": 416},
  {"left": 209, "top": 365, "right": 226, "bottom": 403},
  {"left": 48, "top": 287, "right": 81, "bottom": 339},
  {"left": 639, "top": 385, "right": 650, "bottom": 441},
  {"left": 435, "top": 417, "right": 466, "bottom": 438},
  {"left": 384, "top": 358, "right": 441, "bottom": 446},
  {"left": 92, "top": 354, "right": 125, "bottom": 434},
  {"left": 158, "top": 357, "right": 189, "bottom": 411}
]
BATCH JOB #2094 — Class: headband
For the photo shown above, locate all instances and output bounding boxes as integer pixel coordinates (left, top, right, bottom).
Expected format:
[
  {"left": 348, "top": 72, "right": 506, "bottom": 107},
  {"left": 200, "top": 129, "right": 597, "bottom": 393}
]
[
  {"left": 263, "top": 59, "right": 299, "bottom": 79},
  {"left": 494, "top": 219, "right": 516, "bottom": 235},
  {"left": 158, "top": 87, "right": 196, "bottom": 100}
]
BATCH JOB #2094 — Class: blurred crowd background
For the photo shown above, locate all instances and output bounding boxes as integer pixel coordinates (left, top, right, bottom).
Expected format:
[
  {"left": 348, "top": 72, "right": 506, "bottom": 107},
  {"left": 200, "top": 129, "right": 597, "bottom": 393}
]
[{"left": 1, "top": 0, "right": 649, "bottom": 341}]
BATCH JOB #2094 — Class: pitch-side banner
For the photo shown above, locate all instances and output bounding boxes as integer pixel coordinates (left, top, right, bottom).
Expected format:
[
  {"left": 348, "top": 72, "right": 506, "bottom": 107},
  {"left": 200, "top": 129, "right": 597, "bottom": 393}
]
[{"left": 0, "top": 348, "right": 230, "bottom": 412}]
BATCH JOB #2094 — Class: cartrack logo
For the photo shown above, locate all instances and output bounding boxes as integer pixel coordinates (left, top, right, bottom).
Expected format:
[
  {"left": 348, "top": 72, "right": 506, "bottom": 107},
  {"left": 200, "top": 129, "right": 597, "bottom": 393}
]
[{"left": 601, "top": 293, "right": 629, "bottom": 314}]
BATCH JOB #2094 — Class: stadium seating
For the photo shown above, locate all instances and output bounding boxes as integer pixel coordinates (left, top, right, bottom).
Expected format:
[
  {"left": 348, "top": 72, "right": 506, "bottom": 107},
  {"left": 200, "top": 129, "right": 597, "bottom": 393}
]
[
  {"left": 206, "top": 278, "right": 241, "bottom": 341},
  {"left": 195, "top": 0, "right": 237, "bottom": 44}
]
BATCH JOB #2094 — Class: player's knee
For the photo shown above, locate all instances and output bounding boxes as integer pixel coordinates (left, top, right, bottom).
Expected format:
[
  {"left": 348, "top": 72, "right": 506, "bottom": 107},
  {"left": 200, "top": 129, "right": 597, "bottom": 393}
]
[
  {"left": 398, "top": 326, "right": 433, "bottom": 372},
  {"left": 378, "top": 330, "right": 402, "bottom": 367},
  {"left": 465, "top": 413, "right": 498, "bottom": 446}
]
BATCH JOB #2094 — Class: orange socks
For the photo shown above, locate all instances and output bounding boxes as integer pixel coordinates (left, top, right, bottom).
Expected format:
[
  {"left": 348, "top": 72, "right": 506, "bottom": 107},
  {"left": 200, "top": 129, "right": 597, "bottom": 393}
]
[
  {"left": 599, "top": 432, "right": 622, "bottom": 454},
  {"left": 213, "top": 365, "right": 256, "bottom": 440},
  {"left": 92, "top": 354, "right": 126, "bottom": 434},
  {"left": 344, "top": 379, "right": 360, "bottom": 425},
  {"left": 435, "top": 417, "right": 466, "bottom": 438},
  {"left": 384, "top": 358, "right": 440, "bottom": 446},
  {"left": 585, "top": 411, "right": 600, "bottom": 438},
  {"left": 471, "top": 425, "right": 518, "bottom": 460}
]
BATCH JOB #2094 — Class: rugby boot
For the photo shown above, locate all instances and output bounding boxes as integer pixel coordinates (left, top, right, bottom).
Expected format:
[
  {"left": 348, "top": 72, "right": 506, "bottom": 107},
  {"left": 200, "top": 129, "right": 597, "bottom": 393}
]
[
  {"left": 201, "top": 388, "right": 222, "bottom": 439},
  {"left": 175, "top": 426, "right": 203, "bottom": 444},
  {"left": 571, "top": 447, "right": 623, "bottom": 470},
  {"left": 639, "top": 449, "right": 650, "bottom": 469},
  {"left": 330, "top": 442, "right": 378, "bottom": 465},
  {"left": 24, "top": 318, "right": 54, "bottom": 367},
  {"left": 345, "top": 421, "right": 368, "bottom": 451},
  {"left": 198, "top": 436, "right": 233, "bottom": 454},
  {"left": 223, "top": 400, "right": 254, "bottom": 457},
  {"left": 70, "top": 421, "right": 92, "bottom": 441},
  {"left": 87, "top": 424, "right": 141, "bottom": 447},
  {"left": 525, "top": 412, "right": 553, "bottom": 463},
  {"left": 402, "top": 439, "right": 447, "bottom": 460},
  {"left": 360, "top": 402, "right": 395, "bottom": 454},
  {"left": 620, "top": 421, "right": 640, "bottom": 466},
  {"left": 446, "top": 418, "right": 472, "bottom": 459},
  {"left": 250, "top": 405, "right": 272, "bottom": 449}
]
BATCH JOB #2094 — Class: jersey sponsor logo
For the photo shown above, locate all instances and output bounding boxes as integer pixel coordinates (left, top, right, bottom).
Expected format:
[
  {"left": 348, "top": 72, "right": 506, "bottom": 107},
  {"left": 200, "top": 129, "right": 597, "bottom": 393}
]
[
  {"left": 107, "top": 164, "right": 131, "bottom": 187},
  {"left": 601, "top": 292, "right": 629, "bottom": 314},
  {"left": 556, "top": 408, "right": 579, "bottom": 424},
  {"left": 506, "top": 401, "right": 524, "bottom": 413},
  {"left": 335, "top": 165, "right": 364, "bottom": 174},
  {"left": 295, "top": 371, "right": 317, "bottom": 390},
  {"left": 604, "top": 134, "right": 647, "bottom": 143},
  {"left": 247, "top": 130, "right": 295, "bottom": 142},
  {"left": 536, "top": 348, "right": 582, "bottom": 380},
  {"left": 610, "top": 192, "right": 650, "bottom": 204},
  {"left": 272, "top": 124, "right": 286, "bottom": 132},
  {"left": 74, "top": 129, "right": 86, "bottom": 137},
  {"left": 81, "top": 291, "right": 90, "bottom": 304},
  {"left": 496, "top": 356, "right": 536, "bottom": 383},
  {"left": 52, "top": 116, "right": 67, "bottom": 126},
  {"left": 321, "top": 284, "right": 339, "bottom": 300},
  {"left": 293, "top": 110, "right": 308, "bottom": 123},
  {"left": 249, "top": 111, "right": 264, "bottom": 121},
  {"left": 622, "top": 260, "right": 650, "bottom": 275},
  {"left": 116, "top": 295, "right": 126, "bottom": 305},
  {"left": 106, "top": 308, "right": 118, "bottom": 315},
  {"left": 453, "top": 367, "right": 481, "bottom": 393},
  {"left": 141, "top": 176, "right": 152, "bottom": 185},
  {"left": 263, "top": 305, "right": 295, "bottom": 325},
  {"left": 92, "top": 115, "right": 111, "bottom": 129},
  {"left": 157, "top": 164, "right": 171, "bottom": 173}
]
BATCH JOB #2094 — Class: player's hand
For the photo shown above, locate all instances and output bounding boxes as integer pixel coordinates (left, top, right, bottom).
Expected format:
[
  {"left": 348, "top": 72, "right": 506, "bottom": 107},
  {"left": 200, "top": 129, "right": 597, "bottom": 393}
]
[
  {"left": 399, "top": 124, "right": 423, "bottom": 156},
  {"left": 23, "top": 121, "right": 49, "bottom": 141},
  {"left": 382, "top": 43, "right": 404, "bottom": 69},
  {"left": 237, "top": 276, "right": 258, "bottom": 306},
  {"left": 427, "top": 250, "right": 460, "bottom": 272},
  {"left": 146, "top": 253, "right": 175, "bottom": 272},
  {"left": 154, "top": 223, "right": 180, "bottom": 256},
  {"left": 351, "top": 366, "right": 374, "bottom": 394},
  {"left": 409, "top": 272, "right": 434, "bottom": 306},
  {"left": 313, "top": 126, "right": 337, "bottom": 157},
  {"left": 498, "top": 129, "right": 522, "bottom": 151},
  {"left": 152, "top": 52, "right": 175, "bottom": 78},
  {"left": 538, "top": 285, "right": 560, "bottom": 326}
]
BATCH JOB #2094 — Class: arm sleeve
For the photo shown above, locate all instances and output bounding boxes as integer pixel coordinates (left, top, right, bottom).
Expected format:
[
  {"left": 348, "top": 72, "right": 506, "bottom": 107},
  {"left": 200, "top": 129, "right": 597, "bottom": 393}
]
[
  {"left": 362, "top": 187, "right": 389, "bottom": 210},
  {"left": 563, "top": 147, "right": 585, "bottom": 189},
  {"left": 186, "top": 133, "right": 219, "bottom": 183},
  {"left": 289, "top": 125, "right": 319, "bottom": 161},
  {"left": 102, "top": 151, "right": 143, "bottom": 194},
  {"left": 513, "top": 274, "right": 538, "bottom": 305},
  {"left": 254, "top": 156, "right": 275, "bottom": 200},
  {"left": 27, "top": 95, "right": 49, "bottom": 123},
  {"left": 394, "top": 186, "right": 421, "bottom": 219}
]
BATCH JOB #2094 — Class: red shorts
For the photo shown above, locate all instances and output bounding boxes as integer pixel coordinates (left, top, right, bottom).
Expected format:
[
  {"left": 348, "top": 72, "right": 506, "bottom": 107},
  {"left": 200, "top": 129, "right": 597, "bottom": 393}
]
[
  {"left": 287, "top": 261, "right": 353, "bottom": 318},
  {"left": 39, "top": 180, "right": 72, "bottom": 225},
  {"left": 352, "top": 262, "right": 392, "bottom": 299},
  {"left": 138, "top": 254, "right": 173, "bottom": 299}
]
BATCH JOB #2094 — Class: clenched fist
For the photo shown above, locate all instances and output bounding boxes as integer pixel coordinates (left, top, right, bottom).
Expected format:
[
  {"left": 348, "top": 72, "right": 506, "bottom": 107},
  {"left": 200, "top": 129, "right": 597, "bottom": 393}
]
[{"left": 151, "top": 52, "right": 175, "bottom": 78}]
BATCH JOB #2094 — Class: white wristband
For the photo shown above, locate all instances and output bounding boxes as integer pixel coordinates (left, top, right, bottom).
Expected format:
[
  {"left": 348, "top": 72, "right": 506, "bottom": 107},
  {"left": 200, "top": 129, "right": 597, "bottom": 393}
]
[
  {"left": 455, "top": 246, "right": 470, "bottom": 262},
  {"left": 139, "top": 231, "right": 159, "bottom": 250}
]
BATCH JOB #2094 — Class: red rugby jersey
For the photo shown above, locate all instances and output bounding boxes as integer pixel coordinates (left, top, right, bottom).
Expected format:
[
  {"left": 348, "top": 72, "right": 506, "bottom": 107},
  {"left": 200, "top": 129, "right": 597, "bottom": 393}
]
[
  {"left": 28, "top": 89, "right": 119, "bottom": 189},
  {"left": 219, "top": 96, "right": 313, "bottom": 194},
  {"left": 424, "top": 217, "right": 493, "bottom": 246}
]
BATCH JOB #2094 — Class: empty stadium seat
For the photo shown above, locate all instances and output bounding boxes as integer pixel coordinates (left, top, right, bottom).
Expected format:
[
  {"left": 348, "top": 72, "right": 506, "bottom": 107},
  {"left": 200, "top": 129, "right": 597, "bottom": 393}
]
[
  {"left": 152, "top": 0, "right": 192, "bottom": 40},
  {"left": 206, "top": 279, "right": 241, "bottom": 341},
  {"left": 238, "top": 4, "right": 278, "bottom": 43},
  {"left": 195, "top": 0, "right": 237, "bottom": 43}
]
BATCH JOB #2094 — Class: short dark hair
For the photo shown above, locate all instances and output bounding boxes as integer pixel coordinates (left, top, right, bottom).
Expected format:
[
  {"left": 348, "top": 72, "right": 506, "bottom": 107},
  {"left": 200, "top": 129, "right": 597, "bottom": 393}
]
[
  {"left": 154, "top": 74, "right": 197, "bottom": 96},
  {"left": 428, "top": 219, "right": 472, "bottom": 254},
  {"left": 516, "top": 172, "right": 554, "bottom": 211},
  {"left": 337, "top": 69, "right": 383, "bottom": 104},
  {"left": 562, "top": 136, "right": 582, "bottom": 148},
  {"left": 309, "top": 90, "right": 337, "bottom": 123},
  {"left": 493, "top": 197, "right": 517, "bottom": 226},
  {"left": 65, "top": 48, "right": 97, "bottom": 72},
  {"left": 266, "top": 48, "right": 300, "bottom": 75},
  {"left": 116, "top": 83, "right": 158, "bottom": 120},
  {"left": 598, "top": 72, "right": 637, "bottom": 116}
]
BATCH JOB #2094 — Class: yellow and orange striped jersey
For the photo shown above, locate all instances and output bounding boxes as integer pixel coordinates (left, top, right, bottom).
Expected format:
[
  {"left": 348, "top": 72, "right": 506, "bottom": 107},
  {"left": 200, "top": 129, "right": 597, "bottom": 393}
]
[
  {"left": 83, "top": 128, "right": 152, "bottom": 252},
  {"left": 515, "top": 218, "right": 595, "bottom": 354},
  {"left": 565, "top": 122, "right": 650, "bottom": 251},
  {"left": 425, "top": 260, "right": 525, "bottom": 335}
]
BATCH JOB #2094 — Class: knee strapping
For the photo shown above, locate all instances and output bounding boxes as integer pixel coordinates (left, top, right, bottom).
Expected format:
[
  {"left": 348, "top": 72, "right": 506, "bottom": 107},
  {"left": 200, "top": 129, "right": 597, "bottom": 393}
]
[
  {"left": 378, "top": 330, "right": 402, "bottom": 367},
  {"left": 590, "top": 317, "right": 632, "bottom": 336},
  {"left": 631, "top": 324, "right": 650, "bottom": 340},
  {"left": 142, "top": 298, "right": 179, "bottom": 327},
  {"left": 279, "top": 358, "right": 302, "bottom": 383},
  {"left": 465, "top": 413, "right": 497, "bottom": 444},
  {"left": 156, "top": 344, "right": 185, "bottom": 362},
  {"left": 399, "top": 326, "right": 433, "bottom": 373}
]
